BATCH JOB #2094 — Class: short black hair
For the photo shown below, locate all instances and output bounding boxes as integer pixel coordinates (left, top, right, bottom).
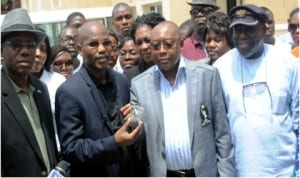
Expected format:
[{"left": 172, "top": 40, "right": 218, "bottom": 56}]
[
  {"left": 118, "top": 35, "right": 135, "bottom": 49},
  {"left": 206, "top": 11, "right": 234, "bottom": 48},
  {"left": 66, "top": 12, "right": 85, "bottom": 26},
  {"left": 130, "top": 12, "right": 165, "bottom": 40},
  {"left": 289, "top": 7, "right": 299, "bottom": 20}
]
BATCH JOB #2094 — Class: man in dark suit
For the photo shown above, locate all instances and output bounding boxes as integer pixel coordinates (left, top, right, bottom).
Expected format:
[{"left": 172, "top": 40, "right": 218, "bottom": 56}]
[
  {"left": 130, "top": 21, "right": 235, "bottom": 177},
  {"left": 55, "top": 20, "right": 143, "bottom": 177},
  {"left": 1, "top": 8, "right": 58, "bottom": 176}
]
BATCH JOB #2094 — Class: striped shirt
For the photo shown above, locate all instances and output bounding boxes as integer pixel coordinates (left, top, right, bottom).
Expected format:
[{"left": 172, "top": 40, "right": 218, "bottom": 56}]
[{"left": 155, "top": 57, "right": 193, "bottom": 170}]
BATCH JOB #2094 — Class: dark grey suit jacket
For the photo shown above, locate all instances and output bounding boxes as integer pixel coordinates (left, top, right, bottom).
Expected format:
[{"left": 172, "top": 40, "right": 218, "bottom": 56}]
[
  {"left": 1, "top": 69, "right": 58, "bottom": 177},
  {"left": 55, "top": 66, "right": 137, "bottom": 176},
  {"left": 130, "top": 60, "right": 236, "bottom": 177}
]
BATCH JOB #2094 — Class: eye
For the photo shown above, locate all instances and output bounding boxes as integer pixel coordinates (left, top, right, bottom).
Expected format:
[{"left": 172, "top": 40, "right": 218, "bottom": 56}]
[
  {"left": 88, "top": 41, "right": 99, "bottom": 47},
  {"left": 164, "top": 41, "right": 175, "bottom": 49},
  {"left": 124, "top": 15, "right": 132, "bottom": 20},
  {"left": 130, "top": 50, "right": 137, "bottom": 55},
  {"left": 151, "top": 43, "right": 160, "bottom": 50},
  {"left": 103, "top": 40, "right": 112, "bottom": 46}
]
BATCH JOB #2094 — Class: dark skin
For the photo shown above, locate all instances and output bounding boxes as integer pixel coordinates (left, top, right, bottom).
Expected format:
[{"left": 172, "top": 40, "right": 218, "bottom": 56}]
[
  {"left": 77, "top": 20, "right": 142, "bottom": 146},
  {"left": 112, "top": 3, "right": 135, "bottom": 37},
  {"left": 151, "top": 21, "right": 183, "bottom": 85},
  {"left": 190, "top": 5, "right": 216, "bottom": 42},
  {"left": 2, "top": 32, "right": 38, "bottom": 90},
  {"left": 232, "top": 22, "right": 266, "bottom": 59},
  {"left": 59, "top": 27, "right": 80, "bottom": 70}
]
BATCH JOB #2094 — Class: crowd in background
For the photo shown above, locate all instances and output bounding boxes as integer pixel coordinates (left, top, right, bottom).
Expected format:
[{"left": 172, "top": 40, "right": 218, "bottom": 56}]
[{"left": 1, "top": 0, "right": 299, "bottom": 177}]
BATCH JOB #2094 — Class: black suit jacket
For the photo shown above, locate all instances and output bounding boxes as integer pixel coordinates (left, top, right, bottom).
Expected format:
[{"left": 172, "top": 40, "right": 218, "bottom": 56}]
[
  {"left": 55, "top": 66, "right": 135, "bottom": 176},
  {"left": 1, "top": 69, "right": 58, "bottom": 177}
]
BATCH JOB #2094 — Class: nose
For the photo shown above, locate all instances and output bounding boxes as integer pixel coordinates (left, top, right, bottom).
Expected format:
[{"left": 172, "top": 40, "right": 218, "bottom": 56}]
[
  {"left": 207, "top": 40, "right": 217, "bottom": 48},
  {"left": 35, "top": 48, "right": 41, "bottom": 57},
  {"left": 97, "top": 43, "right": 106, "bottom": 53},
  {"left": 122, "top": 17, "right": 128, "bottom": 25}
]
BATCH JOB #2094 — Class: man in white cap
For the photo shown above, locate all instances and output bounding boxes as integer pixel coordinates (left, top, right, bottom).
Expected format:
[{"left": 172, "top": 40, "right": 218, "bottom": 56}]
[
  {"left": 214, "top": 4, "right": 299, "bottom": 177},
  {"left": 182, "top": 0, "right": 219, "bottom": 61},
  {"left": 1, "top": 8, "right": 58, "bottom": 176}
]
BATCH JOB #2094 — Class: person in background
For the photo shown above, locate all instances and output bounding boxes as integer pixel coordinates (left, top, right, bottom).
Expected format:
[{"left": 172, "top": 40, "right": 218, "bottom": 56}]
[
  {"left": 204, "top": 11, "right": 233, "bottom": 65},
  {"left": 55, "top": 20, "right": 143, "bottom": 177},
  {"left": 1, "top": 8, "right": 58, "bottom": 176},
  {"left": 179, "top": 19, "right": 194, "bottom": 40},
  {"left": 119, "top": 35, "right": 140, "bottom": 70},
  {"left": 182, "top": 0, "right": 219, "bottom": 61},
  {"left": 108, "top": 28, "right": 119, "bottom": 69},
  {"left": 278, "top": 7, "right": 299, "bottom": 49},
  {"left": 111, "top": 2, "right": 135, "bottom": 40},
  {"left": 31, "top": 28, "right": 66, "bottom": 153},
  {"left": 261, "top": 6, "right": 291, "bottom": 51},
  {"left": 130, "top": 21, "right": 235, "bottom": 177},
  {"left": 288, "top": 8, "right": 299, "bottom": 49},
  {"left": 124, "top": 12, "right": 165, "bottom": 83},
  {"left": 58, "top": 26, "right": 82, "bottom": 73},
  {"left": 50, "top": 45, "right": 74, "bottom": 79},
  {"left": 65, "top": 11, "right": 86, "bottom": 29},
  {"left": 214, "top": 4, "right": 299, "bottom": 176}
]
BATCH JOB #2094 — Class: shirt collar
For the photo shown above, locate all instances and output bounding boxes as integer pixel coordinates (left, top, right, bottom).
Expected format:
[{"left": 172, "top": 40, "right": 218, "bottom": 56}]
[{"left": 7, "top": 75, "right": 35, "bottom": 94}]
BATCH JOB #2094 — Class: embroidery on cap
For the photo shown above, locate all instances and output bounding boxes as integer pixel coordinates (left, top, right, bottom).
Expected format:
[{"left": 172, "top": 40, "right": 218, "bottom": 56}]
[{"left": 236, "top": 9, "right": 246, "bottom": 18}]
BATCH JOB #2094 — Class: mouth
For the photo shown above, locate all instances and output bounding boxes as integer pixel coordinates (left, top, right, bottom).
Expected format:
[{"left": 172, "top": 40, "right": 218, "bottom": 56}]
[
  {"left": 207, "top": 50, "right": 217, "bottom": 57},
  {"left": 158, "top": 58, "right": 169, "bottom": 64},
  {"left": 194, "top": 17, "right": 206, "bottom": 25},
  {"left": 17, "top": 59, "right": 33, "bottom": 66},
  {"left": 121, "top": 27, "right": 130, "bottom": 33}
]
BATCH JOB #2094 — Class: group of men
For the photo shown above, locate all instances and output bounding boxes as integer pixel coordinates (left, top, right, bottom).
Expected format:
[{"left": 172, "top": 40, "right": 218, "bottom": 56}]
[{"left": 1, "top": 0, "right": 299, "bottom": 177}]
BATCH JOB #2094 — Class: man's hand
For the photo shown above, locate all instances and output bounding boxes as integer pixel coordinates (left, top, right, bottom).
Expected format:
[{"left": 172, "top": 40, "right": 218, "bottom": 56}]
[
  {"left": 120, "top": 103, "right": 131, "bottom": 121},
  {"left": 114, "top": 118, "right": 143, "bottom": 147}
]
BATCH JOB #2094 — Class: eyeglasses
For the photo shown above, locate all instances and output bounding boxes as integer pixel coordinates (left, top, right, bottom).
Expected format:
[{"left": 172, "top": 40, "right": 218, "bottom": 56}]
[
  {"left": 61, "top": 35, "right": 79, "bottom": 43},
  {"left": 288, "top": 23, "right": 299, "bottom": 31},
  {"left": 189, "top": 6, "right": 215, "bottom": 16},
  {"left": 83, "top": 39, "right": 112, "bottom": 48},
  {"left": 4, "top": 40, "right": 37, "bottom": 52},
  {"left": 151, "top": 40, "right": 178, "bottom": 51},
  {"left": 52, "top": 60, "right": 73, "bottom": 68},
  {"left": 242, "top": 82, "right": 272, "bottom": 113}
]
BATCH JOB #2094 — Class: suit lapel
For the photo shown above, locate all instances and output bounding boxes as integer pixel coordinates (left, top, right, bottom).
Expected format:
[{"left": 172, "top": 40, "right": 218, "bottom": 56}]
[
  {"left": 1, "top": 71, "right": 46, "bottom": 167},
  {"left": 149, "top": 71, "right": 165, "bottom": 142},
  {"left": 80, "top": 68, "right": 114, "bottom": 133},
  {"left": 30, "top": 76, "right": 56, "bottom": 166},
  {"left": 186, "top": 64, "right": 198, "bottom": 146}
]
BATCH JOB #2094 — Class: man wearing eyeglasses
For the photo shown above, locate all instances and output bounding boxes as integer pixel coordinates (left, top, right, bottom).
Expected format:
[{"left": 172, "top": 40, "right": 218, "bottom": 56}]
[
  {"left": 130, "top": 21, "right": 235, "bottom": 177},
  {"left": 214, "top": 4, "right": 299, "bottom": 177},
  {"left": 55, "top": 20, "right": 143, "bottom": 176},
  {"left": 181, "top": 0, "right": 219, "bottom": 61},
  {"left": 1, "top": 8, "right": 58, "bottom": 176},
  {"left": 278, "top": 7, "right": 299, "bottom": 50},
  {"left": 58, "top": 26, "right": 82, "bottom": 73}
]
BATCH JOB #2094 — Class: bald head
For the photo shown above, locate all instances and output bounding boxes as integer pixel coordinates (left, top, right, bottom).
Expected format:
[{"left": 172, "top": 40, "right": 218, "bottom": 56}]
[
  {"left": 152, "top": 21, "right": 180, "bottom": 40},
  {"left": 78, "top": 20, "right": 108, "bottom": 43}
]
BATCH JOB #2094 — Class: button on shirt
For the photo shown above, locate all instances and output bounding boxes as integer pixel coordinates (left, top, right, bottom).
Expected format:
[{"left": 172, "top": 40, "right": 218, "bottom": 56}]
[{"left": 155, "top": 57, "right": 193, "bottom": 170}]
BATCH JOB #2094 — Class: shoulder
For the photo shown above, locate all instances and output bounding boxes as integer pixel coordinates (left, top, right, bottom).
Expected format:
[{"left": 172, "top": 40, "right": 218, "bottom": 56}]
[{"left": 131, "top": 66, "right": 155, "bottom": 84}]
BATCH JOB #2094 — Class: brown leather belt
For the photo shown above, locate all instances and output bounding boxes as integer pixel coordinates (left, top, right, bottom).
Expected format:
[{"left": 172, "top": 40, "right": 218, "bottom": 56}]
[{"left": 167, "top": 169, "right": 195, "bottom": 177}]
